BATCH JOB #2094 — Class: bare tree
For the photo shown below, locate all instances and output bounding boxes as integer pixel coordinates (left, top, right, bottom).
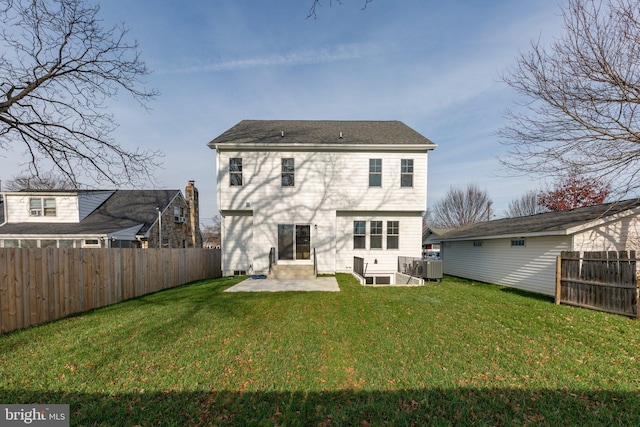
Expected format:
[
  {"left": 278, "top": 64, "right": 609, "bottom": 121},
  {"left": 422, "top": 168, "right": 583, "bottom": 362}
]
[
  {"left": 499, "top": 0, "right": 640, "bottom": 197},
  {"left": 202, "top": 214, "right": 221, "bottom": 248},
  {"left": 431, "top": 184, "right": 492, "bottom": 228},
  {"left": 505, "top": 190, "right": 548, "bottom": 218},
  {"left": 307, "top": 0, "right": 373, "bottom": 18},
  {"left": 4, "top": 172, "right": 74, "bottom": 190},
  {"left": 0, "top": 0, "right": 160, "bottom": 187}
]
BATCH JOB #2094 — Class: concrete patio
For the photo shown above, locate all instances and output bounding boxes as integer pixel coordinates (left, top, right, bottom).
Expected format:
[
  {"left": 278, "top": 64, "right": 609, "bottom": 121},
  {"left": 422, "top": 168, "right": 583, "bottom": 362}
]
[{"left": 224, "top": 276, "right": 340, "bottom": 292}]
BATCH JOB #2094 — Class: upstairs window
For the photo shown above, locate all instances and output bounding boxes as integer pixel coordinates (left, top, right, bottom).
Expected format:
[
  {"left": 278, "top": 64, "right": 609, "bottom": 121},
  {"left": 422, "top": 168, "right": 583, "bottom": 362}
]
[
  {"left": 353, "top": 221, "right": 366, "bottom": 249},
  {"left": 370, "top": 220, "right": 383, "bottom": 249},
  {"left": 174, "top": 206, "right": 185, "bottom": 223},
  {"left": 29, "top": 197, "right": 56, "bottom": 217},
  {"left": 387, "top": 221, "right": 399, "bottom": 249},
  {"left": 401, "top": 159, "right": 414, "bottom": 187},
  {"left": 282, "top": 158, "right": 295, "bottom": 187},
  {"left": 369, "top": 159, "right": 382, "bottom": 187},
  {"left": 229, "top": 158, "right": 243, "bottom": 186}
]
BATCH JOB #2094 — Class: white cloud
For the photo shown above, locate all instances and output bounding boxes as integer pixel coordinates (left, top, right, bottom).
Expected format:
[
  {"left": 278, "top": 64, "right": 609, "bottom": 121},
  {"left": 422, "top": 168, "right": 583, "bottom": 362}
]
[{"left": 159, "top": 42, "right": 386, "bottom": 75}]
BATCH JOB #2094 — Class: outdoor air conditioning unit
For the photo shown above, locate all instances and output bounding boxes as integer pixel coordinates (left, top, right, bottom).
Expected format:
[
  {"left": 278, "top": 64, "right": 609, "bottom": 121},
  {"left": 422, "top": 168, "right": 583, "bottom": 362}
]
[{"left": 420, "top": 260, "right": 443, "bottom": 281}]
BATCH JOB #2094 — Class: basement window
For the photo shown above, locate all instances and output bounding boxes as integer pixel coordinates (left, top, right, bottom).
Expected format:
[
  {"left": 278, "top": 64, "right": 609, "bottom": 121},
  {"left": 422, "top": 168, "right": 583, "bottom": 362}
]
[{"left": 365, "top": 276, "right": 392, "bottom": 285}]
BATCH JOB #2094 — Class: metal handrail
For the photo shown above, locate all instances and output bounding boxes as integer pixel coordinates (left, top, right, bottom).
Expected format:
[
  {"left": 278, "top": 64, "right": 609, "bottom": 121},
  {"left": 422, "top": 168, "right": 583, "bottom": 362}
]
[
  {"left": 268, "top": 247, "right": 276, "bottom": 274},
  {"left": 313, "top": 247, "right": 317, "bottom": 277}
]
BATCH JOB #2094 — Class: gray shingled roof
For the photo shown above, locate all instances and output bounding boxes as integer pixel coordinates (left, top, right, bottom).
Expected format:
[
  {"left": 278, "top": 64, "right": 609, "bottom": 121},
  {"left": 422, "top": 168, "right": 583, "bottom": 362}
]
[
  {"left": 0, "top": 190, "right": 180, "bottom": 236},
  {"left": 208, "top": 120, "right": 435, "bottom": 147},
  {"left": 439, "top": 199, "right": 640, "bottom": 240}
]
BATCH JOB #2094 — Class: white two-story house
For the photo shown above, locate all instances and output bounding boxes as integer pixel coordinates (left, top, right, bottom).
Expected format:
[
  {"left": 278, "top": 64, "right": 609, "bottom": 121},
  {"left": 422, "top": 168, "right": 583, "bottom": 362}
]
[{"left": 208, "top": 120, "right": 436, "bottom": 282}]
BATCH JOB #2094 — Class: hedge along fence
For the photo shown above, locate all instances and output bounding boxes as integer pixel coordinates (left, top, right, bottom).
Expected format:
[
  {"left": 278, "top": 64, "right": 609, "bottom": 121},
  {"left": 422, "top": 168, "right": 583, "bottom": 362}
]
[{"left": 0, "top": 248, "right": 221, "bottom": 334}]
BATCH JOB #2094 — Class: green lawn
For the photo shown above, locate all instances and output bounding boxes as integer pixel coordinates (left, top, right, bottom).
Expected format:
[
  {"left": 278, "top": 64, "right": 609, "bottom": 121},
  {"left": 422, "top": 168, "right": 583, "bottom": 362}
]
[{"left": 1, "top": 274, "right": 639, "bottom": 426}]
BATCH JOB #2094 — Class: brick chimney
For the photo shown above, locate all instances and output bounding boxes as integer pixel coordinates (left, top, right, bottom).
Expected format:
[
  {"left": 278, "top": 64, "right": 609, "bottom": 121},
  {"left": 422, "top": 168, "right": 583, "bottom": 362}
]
[{"left": 185, "top": 180, "right": 203, "bottom": 247}]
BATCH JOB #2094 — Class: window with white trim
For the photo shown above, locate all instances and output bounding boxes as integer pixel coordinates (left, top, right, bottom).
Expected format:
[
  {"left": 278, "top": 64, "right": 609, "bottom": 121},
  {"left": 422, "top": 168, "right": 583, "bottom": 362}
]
[
  {"left": 229, "top": 158, "right": 243, "bottom": 186},
  {"left": 387, "top": 221, "right": 399, "bottom": 249},
  {"left": 369, "top": 159, "right": 382, "bottom": 187},
  {"left": 29, "top": 197, "right": 56, "bottom": 217},
  {"left": 370, "top": 220, "right": 383, "bottom": 249},
  {"left": 282, "top": 158, "right": 295, "bottom": 187},
  {"left": 353, "top": 221, "right": 366, "bottom": 249},
  {"left": 401, "top": 159, "right": 414, "bottom": 187},
  {"left": 174, "top": 206, "right": 185, "bottom": 223}
]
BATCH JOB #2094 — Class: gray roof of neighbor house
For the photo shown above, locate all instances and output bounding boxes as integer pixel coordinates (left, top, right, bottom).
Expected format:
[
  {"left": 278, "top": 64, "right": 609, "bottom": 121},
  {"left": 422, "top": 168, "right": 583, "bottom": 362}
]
[
  {"left": 0, "top": 190, "right": 181, "bottom": 237},
  {"left": 438, "top": 199, "right": 640, "bottom": 241},
  {"left": 208, "top": 120, "right": 436, "bottom": 148},
  {"left": 423, "top": 227, "right": 452, "bottom": 245}
]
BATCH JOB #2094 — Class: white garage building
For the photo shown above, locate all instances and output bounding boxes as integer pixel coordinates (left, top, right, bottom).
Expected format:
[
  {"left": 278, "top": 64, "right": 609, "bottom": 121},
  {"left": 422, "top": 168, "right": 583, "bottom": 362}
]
[{"left": 438, "top": 199, "right": 640, "bottom": 296}]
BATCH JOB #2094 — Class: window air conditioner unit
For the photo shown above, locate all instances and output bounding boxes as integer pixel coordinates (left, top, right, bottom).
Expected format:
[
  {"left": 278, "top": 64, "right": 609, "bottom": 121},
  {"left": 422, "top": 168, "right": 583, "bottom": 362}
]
[{"left": 175, "top": 216, "right": 186, "bottom": 224}]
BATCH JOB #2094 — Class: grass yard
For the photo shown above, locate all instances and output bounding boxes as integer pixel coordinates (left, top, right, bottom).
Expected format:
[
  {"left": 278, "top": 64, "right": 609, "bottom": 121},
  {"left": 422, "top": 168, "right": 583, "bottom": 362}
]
[{"left": 1, "top": 274, "right": 639, "bottom": 426}]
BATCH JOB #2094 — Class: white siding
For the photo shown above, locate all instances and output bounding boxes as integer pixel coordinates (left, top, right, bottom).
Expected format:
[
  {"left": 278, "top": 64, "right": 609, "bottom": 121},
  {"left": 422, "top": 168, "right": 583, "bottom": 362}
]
[
  {"left": 251, "top": 206, "right": 337, "bottom": 275},
  {"left": 217, "top": 151, "right": 427, "bottom": 213},
  {"left": 217, "top": 149, "right": 427, "bottom": 275},
  {"left": 572, "top": 216, "right": 640, "bottom": 252},
  {"left": 442, "top": 236, "right": 571, "bottom": 296},
  {"left": 5, "top": 194, "right": 79, "bottom": 223},
  {"left": 335, "top": 213, "right": 423, "bottom": 275},
  {"left": 222, "top": 214, "right": 253, "bottom": 276}
]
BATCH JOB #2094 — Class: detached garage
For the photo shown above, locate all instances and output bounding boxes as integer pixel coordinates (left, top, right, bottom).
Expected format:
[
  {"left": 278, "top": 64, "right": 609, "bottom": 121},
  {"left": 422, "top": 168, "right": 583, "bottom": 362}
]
[{"left": 438, "top": 199, "right": 640, "bottom": 296}]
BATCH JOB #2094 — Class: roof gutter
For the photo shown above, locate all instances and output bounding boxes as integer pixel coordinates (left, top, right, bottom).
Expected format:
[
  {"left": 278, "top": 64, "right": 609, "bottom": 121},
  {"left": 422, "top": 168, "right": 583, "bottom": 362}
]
[
  {"left": 440, "top": 229, "right": 571, "bottom": 242},
  {"left": 209, "top": 142, "right": 437, "bottom": 152},
  {"left": 440, "top": 205, "right": 640, "bottom": 242}
]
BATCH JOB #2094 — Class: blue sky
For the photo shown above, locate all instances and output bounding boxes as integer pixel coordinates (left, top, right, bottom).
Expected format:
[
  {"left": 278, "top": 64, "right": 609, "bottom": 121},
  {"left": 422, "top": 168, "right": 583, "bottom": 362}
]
[{"left": 0, "top": 0, "right": 566, "bottom": 226}]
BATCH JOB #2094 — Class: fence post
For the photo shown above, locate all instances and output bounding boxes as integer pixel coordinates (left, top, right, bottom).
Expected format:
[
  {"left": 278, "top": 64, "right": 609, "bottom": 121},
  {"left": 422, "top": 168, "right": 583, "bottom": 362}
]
[
  {"left": 555, "top": 255, "right": 562, "bottom": 305},
  {"left": 636, "top": 274, "right": 639, "bottom": 320}
]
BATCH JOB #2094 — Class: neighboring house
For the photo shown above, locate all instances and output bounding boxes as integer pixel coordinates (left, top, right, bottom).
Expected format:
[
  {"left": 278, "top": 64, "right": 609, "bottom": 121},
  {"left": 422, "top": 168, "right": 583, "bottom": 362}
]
[
  {"left": 208, "top": 120, "right": 436, "bottom": 281},
  {"left": 0, "top": 181, "right": 203, "bottom": 249},
  {"left": 438, "top": 199, "right": 640, "bottom": 296},
  {"left": 422, "top": 227, "right": 446, "bottom": 258}
]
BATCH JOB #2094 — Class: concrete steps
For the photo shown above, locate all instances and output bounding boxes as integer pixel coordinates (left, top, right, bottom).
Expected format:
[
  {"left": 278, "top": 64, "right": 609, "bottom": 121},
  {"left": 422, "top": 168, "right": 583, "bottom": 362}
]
[{"left": 268, "top": 264, "right": 316, "bottom": 280}]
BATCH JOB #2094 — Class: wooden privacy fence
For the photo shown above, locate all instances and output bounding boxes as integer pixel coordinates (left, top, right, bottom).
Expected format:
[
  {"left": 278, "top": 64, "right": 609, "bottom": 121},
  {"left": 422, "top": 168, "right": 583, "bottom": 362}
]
[
  {"left": 0, "top": 248, "right": 221, "bottom": 334},
  {"left": 556, "top": 251, "right": 639, "bottom": 318}
]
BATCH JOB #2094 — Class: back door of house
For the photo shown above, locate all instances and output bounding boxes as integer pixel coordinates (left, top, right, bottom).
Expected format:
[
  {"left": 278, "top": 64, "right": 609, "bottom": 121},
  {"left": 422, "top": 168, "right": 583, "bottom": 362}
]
[{"left": 277, "top": 224, "right": 310, "bottom": 260}]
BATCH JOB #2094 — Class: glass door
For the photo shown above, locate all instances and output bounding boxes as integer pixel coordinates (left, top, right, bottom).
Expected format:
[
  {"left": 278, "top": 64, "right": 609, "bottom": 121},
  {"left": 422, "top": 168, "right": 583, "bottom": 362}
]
[
  {"left": 277, "top": 224, "right": 311, "bottom": 261},
  {"left": 295, "top": 225, "right": 311, "bottom": 260},
  {"left": 278, "top": 224, "right": 294, "bottom": 260}
]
